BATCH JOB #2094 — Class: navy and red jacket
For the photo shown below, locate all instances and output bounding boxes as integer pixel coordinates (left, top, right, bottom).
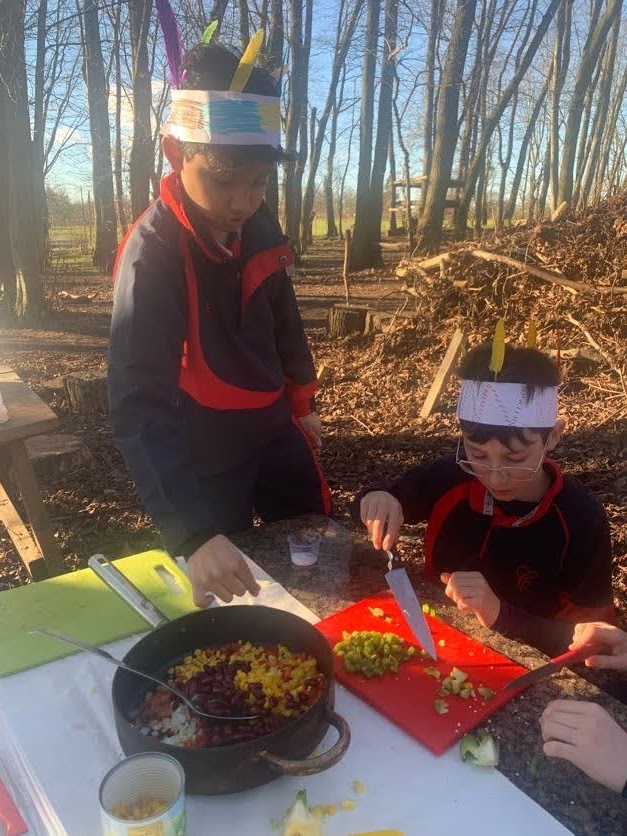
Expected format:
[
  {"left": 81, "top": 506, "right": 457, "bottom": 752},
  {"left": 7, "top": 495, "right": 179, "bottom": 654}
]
[
  {"left": 353, "top": 456, "right": 615, "bottom": 655},
  {"left": 108, "top": 172, "right": 318, "bottom": 556}
]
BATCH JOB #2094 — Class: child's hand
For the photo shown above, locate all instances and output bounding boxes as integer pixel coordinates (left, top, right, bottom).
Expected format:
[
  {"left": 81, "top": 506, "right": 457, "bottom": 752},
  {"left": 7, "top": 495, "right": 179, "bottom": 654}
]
[
  {"left": 360, "top": 490, "right": 403, "bottom": 550},
  {"left": 570, "top": 622, "right": 627, "bottom": 671},
  {"left": 298, "top": 413, "right": 323, "bottom": 450},
  {"left": 440, "top": 571, "right": 501, "bottom": 627},
  {"left": 187, "top": 534, "right": 260, "bottom": 607},
  {"left": 540, "top": 699, "right": 627, "bottom": 793}
]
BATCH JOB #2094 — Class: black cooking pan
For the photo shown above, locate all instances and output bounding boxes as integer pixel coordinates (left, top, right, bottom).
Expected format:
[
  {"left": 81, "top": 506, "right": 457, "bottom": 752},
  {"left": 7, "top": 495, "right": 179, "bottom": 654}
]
[{"left": 90, "top": 555, "right": 350, "bottom": 795}]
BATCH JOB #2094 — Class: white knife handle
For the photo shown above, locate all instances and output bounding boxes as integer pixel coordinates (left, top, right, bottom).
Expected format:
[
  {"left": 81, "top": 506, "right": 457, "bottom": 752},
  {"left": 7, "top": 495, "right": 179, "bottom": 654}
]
[{"left": 88, "top": 554, "right": 169, "bottom": 628}]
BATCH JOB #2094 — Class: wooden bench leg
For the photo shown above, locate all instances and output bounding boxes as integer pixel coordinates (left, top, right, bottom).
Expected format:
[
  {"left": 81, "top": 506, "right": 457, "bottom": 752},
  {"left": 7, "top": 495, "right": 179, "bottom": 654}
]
[
  {"left": 8, "top": 441, "right": 64, "bottom": 576},
  {"left": 0, "top": 481, "right": 49, "bottom": 581}
]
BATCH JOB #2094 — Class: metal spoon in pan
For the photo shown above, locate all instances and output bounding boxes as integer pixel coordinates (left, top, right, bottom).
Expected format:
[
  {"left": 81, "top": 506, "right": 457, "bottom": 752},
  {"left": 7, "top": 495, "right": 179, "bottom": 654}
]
[{"left": 30, "top": 627, "right": 258, "bottom": 721}]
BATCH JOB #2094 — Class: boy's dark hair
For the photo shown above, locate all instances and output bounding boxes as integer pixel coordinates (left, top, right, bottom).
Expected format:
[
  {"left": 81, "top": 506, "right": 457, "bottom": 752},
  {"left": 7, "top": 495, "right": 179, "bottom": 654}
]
[
  {"left": 179, "top": 43, "right": 284, "bottom": 169},
  {"left": 457, "top": 343, "right": 560, "bottom": 447}
]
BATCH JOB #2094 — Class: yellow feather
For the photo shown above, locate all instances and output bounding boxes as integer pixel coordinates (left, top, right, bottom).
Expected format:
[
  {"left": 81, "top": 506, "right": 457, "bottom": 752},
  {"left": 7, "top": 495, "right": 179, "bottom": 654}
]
[
  {"left": 526, "top": 320, "right": 537, "bottom": 348},
  {"left": 230, "top": 29, "right": 265, "bottom": 92},
  {"left": 489, "top": 318, "right": 506, "bottom": 376}
]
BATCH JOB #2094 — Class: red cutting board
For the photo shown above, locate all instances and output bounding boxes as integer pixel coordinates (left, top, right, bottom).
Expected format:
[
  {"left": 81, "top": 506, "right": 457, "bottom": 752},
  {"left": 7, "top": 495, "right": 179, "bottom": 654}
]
[{"left": 316, "top": 591, "right": 528, "bottom": 755}]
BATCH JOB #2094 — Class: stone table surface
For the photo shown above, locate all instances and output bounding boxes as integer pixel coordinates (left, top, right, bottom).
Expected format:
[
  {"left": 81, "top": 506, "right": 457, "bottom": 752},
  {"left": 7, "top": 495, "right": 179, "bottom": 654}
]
[{"left": 232, "top": 515, "right": 627, "bottom": 836}]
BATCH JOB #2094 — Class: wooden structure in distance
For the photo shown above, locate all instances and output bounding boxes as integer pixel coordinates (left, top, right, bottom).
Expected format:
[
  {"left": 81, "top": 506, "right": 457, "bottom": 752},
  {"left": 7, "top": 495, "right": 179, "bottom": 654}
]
[{"left": 0, "top": 365, "right": 64, "bottom": 580}]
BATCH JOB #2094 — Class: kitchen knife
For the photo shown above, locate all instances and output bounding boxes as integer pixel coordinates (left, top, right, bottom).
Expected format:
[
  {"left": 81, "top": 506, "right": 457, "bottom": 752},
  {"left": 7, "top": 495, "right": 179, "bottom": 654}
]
[
  {"left": 504, "top": 642, "right": 603, "bottom": 691},
  {"left": 384, "top": 550, "right": 437, "bottom": 660}
]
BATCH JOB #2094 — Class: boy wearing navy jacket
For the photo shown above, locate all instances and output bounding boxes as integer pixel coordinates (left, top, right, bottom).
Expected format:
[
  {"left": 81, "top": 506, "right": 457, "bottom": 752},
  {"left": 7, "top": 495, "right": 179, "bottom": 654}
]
[
  {"left": 353, "top": 343, "right": 615, "bottom": 655},
  {"left": 109, "top": 39, "right": 330, "bottom": 607}
]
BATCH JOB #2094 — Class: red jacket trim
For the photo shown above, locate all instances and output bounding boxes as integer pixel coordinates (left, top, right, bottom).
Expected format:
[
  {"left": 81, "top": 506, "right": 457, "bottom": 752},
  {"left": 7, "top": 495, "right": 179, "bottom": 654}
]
[
  {"left": 468, "top": 459, "right": 564, "bottom": 528},
  {"left": 242, "top": 245, "right": 294, "bottom": 310},
  {"left": 424, "top": 481, "right": 472, "bottom": 578},
  {"left": 178, "top": 235, "right": 284, "bottom": 410}
]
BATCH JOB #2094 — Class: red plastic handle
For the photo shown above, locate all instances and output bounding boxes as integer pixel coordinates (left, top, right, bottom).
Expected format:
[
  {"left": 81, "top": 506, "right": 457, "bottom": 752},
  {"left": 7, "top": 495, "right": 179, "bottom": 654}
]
[
  {"left": 550, "top": 641, "right": 604, "bottom": 668},
  {"left": 0, "top": 779, "right": 27, "bottom": 836}
]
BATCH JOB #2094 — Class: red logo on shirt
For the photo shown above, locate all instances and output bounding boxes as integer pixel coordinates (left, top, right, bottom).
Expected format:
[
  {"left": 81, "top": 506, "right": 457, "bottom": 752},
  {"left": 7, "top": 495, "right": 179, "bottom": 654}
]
[{"left": 516, "top": 565, "right": 541, "bottom": 592}]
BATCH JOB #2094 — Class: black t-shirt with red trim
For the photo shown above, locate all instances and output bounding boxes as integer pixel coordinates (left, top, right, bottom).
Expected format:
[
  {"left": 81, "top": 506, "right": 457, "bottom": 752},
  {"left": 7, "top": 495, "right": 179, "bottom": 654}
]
[
  {"left": 353, "top": 456, "right": 615, "bottom": 655},
  {"left": 109, "top": 173, "right": 317, "bottom": 556}
]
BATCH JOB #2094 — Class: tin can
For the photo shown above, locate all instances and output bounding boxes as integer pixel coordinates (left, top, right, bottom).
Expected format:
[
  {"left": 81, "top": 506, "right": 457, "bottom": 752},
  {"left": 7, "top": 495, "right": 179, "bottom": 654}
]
[{"left": 99, "top": 752, "right": 186, "bottom": 836}]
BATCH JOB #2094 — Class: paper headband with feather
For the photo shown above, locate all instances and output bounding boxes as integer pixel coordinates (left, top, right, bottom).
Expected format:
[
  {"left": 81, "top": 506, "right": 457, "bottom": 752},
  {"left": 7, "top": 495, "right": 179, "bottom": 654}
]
[
  {"left": 155, "top": 0, "right": 281, "bottom": 148},
  {"left": 456, "top": 319, "right": 558, "bottom": 428}
]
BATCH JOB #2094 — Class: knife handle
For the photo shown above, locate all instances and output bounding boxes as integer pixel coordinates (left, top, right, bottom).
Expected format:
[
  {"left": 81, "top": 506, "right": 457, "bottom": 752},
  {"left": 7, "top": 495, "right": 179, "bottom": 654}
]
[
  {"left": 0, "top": 779, "right": 27, "bottom": 836},
  {"left": 550, "top": 641, "right": 604, "bottom": 668}
]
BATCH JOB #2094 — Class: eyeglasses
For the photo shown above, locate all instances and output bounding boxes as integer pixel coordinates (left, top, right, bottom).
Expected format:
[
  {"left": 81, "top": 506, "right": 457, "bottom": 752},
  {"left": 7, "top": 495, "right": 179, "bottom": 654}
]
[{"left": 455, "top": 435, "right": 550, "bottom": 483}]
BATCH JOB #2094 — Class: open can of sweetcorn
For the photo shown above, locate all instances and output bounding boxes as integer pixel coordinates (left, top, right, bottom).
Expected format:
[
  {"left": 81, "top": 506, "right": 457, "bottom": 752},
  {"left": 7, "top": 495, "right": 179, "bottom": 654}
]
[{"left": 99, "top": 752, "right": 186, "bottom": 836}]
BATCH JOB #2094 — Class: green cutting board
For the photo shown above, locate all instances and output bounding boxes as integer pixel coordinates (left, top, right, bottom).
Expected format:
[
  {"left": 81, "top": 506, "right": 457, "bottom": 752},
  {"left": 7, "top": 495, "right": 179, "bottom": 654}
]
[{"left": 0, "top": 550, "right": 196, "bottom": 677}]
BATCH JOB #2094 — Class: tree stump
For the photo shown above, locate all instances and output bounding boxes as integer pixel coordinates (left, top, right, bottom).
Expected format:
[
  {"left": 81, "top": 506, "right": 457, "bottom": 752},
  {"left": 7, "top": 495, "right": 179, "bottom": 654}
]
[
  {"left": 63, "top": 372, "right": 108, "bottom": 414},
  {"left": 327, "top": 305, "right": 367, "bottom": 338},
  {"left": 24, "top": 433, "right": 92, "bottom": 481}
]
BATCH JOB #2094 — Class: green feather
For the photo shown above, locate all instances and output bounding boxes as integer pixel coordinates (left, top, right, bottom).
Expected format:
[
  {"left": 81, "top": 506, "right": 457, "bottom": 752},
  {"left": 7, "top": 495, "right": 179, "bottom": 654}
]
[{"left": 201, "top": 20, "right": 218, "bottom": 45}]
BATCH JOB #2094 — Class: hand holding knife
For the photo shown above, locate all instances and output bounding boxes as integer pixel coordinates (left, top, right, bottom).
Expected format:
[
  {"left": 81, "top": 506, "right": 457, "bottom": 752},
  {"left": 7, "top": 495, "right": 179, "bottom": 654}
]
[{"left": 504, "top": 641, "right": 606, "bottom": 691}]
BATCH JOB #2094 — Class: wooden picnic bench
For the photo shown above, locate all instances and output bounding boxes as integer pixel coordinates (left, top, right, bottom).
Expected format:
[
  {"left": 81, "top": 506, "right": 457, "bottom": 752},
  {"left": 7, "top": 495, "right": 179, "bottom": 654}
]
[{"left": 0, "top": 364, "right": 64, "bottom": 580}]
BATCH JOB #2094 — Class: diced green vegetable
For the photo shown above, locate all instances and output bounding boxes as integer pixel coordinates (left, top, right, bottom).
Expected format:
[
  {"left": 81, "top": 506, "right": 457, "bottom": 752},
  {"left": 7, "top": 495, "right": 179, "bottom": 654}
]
[
  {"left": 424, "top": 666, "right": 441, "bottom": 679},
  {"left": 333, "top": 631, "right": 417, "bottom": 678},
  {"left": 434, "top": 698, "right": 449, "bottom": 715},
  {"left": 368, "top": 606, "right": 385, "bottom": 618},
  {"left": 459, "top": 683, "right": 475, "bottom": 699},
  {"left": 477, "top": 685, "right": 495, "bottom": 701},
  {"left": 528, "top": 754, "right": 540, "bottom": 779},
  {"left": 459, "top": 730, "right": 499, "bottom": 767}
]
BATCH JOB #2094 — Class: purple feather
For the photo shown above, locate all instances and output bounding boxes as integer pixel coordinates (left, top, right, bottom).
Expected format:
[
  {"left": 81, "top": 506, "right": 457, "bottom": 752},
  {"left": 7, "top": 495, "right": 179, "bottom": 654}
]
[{"left": 155, "top": 0, "right": 183, "bottom": 88}]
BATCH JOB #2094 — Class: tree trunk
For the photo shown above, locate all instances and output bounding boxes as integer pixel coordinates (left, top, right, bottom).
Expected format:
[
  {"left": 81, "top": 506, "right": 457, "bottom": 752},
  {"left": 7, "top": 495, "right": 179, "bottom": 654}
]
[
  {"left": 349, "top": 0, "right": 381, "bottom": 268},
  {"left": 592, "top": 64, "right": 627, "bottom": 204},
  {"left": 504, "top": 75, "right": 550, "bottom": 221},
  {"left": 558, "top": 0, "right": 623, "bottom": 206},
  {"left": 361, "top": 0, "right": 398, "bottom": 258},
  {"left": 0, "top": 88, "right": 16, "bottom": 323},
  {"left": 549, "top": 0, "right": 572, "bottom": 211},
  {"left": 422, "top": 0, "right": 445, "bottom": 211},
  {"left": 327, "top": 305, "right": 366, "bottom": 338},
  {"left": 388, "top": 135, "right": 397, "bottom": 235},
  {"left": 455, "top": 0, "right": 561, "bottom": 238},
  {"left": 238, "top": 0, "right": 251, "bottom": 45},
  {"left": 393, "top": 68, "right": 414, "bottom": 250},
  {"left": 577, "top": 15, "right": 620, "bottom": 208},
  {"left": 112, "top": 0, "right": 128, "bottom": 233},
  {"left": 264, "top": 0, "right": 284, "bottom": 219},
  {"left": 324, "top": 66, "right": 345, "bottom": 239},
  {"left": 281, "top": 0, "right": 313, "bottom": 254},
  {"left": 0, "top": 0, "right": 46, "bottom": 323},
  {"left": 419, "top": 0, "right": 476, "bottom": 252},
  {"left": 82, "top": 0, "right": 118, "bottom": 273},
  {"left": 300, "top": 0, "right": 364, "bottom": 251},
  {"left": 64, "top": 373, "right": 108, "bottom": 414},
  {"left": 129, "top": 0, "right": 153, "bottom": 220},
  {"left": 32, "top": 0, "right": 49, "bottom": 273}
]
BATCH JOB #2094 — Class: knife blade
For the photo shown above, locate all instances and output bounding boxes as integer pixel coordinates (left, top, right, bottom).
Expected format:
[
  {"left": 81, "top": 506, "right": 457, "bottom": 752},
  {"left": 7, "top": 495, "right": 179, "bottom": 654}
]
[
  {"left": 504, "top": 641, "right": 603, "bottom": 691},
  {"left": 384, "top": 551, "right": 437, "bottom": 660}
]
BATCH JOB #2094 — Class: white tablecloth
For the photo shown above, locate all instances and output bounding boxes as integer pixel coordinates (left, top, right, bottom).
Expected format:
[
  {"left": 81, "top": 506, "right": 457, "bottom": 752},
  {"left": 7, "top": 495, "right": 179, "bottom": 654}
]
[{"left": 0, "top": 559, "right": 571, "bottom": 836}]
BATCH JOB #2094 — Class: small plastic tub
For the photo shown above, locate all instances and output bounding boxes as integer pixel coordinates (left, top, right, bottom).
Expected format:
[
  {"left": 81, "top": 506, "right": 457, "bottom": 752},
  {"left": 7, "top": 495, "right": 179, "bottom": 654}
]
[{"left": 287, "top": 528, "right": 323, "bottom": 567}]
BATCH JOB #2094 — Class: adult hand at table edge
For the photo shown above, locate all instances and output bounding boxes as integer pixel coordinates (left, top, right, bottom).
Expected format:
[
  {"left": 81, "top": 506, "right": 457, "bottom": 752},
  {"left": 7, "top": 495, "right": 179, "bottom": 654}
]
[
  {"left": 540, "top": 699, "right": 627, "bottom": 794},
  {"left": 187, "top": 534, "right": 260, "bottom": 606},
  {"left": 360, "top": 490, "right": 403, "bottom": 551},
  {"left": 569, "top": 622, "right": 627, "bottom": 670}
]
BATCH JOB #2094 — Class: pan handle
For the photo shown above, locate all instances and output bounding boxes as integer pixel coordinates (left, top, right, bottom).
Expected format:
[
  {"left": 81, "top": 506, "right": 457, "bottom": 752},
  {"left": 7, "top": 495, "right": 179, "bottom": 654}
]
[
  {"left": 88, "top": 554, "right": 169, "bottom": 628},
  {"left": 259, "top": 709, "right": 350, "bottom": 776}
]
